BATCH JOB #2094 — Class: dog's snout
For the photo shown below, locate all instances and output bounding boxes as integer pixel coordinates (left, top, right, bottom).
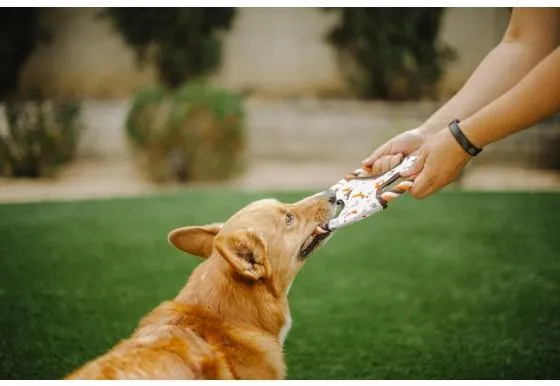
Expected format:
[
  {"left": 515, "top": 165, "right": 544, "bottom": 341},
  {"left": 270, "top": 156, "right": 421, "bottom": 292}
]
[{"left": 327, "top": 189, "right": 337, "bottom": 204}]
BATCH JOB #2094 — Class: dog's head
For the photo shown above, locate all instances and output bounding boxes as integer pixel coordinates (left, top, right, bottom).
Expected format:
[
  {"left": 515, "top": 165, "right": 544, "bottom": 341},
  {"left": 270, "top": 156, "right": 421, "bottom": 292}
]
[{"left": 168, "top": 191, "right": 337, "bottom": 295}]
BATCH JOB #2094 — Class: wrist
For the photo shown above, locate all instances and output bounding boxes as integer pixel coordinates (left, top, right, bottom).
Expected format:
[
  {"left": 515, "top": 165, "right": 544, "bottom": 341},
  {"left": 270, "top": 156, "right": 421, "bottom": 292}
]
[
  {"left": 458, "top": 118, "right": 489, "bottom": 149},
  {"left": 416, "top": 124, "right": 440, "bottom": 137},
  {"left": 448, "top": 119, "right": 483, "bottom": 156}
]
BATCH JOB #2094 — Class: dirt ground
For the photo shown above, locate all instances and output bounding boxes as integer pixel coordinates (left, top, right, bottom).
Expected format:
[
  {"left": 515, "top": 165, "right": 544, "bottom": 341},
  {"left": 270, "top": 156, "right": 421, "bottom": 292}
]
[{"left": 1, "top": 158, "right": 559, "bottom": 204}]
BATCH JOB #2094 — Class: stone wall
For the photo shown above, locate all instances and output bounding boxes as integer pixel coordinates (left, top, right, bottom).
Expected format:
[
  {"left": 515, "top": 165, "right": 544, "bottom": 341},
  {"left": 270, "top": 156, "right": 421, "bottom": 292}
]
[{"left": 68, "top": 99, "right": 559, "bottom": 172}]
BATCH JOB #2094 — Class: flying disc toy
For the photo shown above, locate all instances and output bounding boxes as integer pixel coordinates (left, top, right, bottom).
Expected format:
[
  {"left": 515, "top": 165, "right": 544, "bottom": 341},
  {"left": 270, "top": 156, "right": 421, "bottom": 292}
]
[{"left": 324, "top": 155, "right": 418, "bottom": 231}]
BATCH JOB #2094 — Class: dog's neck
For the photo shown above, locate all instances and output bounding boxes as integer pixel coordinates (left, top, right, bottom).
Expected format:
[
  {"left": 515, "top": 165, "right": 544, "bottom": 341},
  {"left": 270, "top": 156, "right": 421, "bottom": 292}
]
[{"left": 174, "top": 255, "right": 288, "bottom": 339}]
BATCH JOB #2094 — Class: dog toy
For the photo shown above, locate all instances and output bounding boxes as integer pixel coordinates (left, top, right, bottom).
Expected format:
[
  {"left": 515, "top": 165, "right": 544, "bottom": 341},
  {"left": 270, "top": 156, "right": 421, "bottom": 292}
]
[{"left": 324, "top": 155, "right": 418, "bottom": 231}]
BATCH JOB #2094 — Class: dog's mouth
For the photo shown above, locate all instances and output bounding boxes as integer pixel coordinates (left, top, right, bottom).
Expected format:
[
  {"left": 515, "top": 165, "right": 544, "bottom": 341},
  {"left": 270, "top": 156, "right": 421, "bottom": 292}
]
[{"left": 299, "top": 224, "right": 332, "bottom": 259}]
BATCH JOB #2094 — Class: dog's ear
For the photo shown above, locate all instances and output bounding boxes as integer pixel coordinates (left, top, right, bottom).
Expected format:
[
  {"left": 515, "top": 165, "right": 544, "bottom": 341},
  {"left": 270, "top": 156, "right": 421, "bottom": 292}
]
[
  {"left": 214, "top": 229, "right": 269, "bottom": 281},
  {"left": 168, "top": 223, "right": 223, "bottom": 258}
]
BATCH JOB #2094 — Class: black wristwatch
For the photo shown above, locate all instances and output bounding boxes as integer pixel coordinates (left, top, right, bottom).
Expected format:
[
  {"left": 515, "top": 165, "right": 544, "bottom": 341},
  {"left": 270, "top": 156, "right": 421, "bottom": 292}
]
[{"left": 448, "top": 119, "right": 482, "bottom": 156}]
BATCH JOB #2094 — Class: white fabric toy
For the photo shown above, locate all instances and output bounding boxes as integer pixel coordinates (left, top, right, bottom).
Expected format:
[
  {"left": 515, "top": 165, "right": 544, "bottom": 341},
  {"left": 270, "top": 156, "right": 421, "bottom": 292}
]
[{"left": 325, "top": 155, "right": 418, "bottom": 231}]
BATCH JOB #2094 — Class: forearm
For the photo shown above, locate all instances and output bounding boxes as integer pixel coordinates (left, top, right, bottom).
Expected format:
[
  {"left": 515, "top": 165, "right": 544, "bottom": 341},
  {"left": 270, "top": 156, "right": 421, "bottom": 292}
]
[
  {"left": 421, "top": 8, "right": 560, "bottom": 134},
  {"left": 421, "top": 42, "right": 548, "bottom": 132},
  {"left": 462, "top": 47, "right": 560, "bottom": 148}
]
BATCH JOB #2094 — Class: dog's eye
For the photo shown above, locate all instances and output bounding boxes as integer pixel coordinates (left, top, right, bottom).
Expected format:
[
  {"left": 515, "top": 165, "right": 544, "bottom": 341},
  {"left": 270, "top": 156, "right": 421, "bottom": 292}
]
[{"left": 285, "top": 213, "right": 294, "bottom": 225}]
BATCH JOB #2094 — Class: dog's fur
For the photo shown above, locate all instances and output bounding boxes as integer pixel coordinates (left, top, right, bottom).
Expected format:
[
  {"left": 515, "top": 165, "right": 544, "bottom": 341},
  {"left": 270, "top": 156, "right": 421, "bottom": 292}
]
[{"left": 66, "top": 192, "right": 336, "bottom": 380}]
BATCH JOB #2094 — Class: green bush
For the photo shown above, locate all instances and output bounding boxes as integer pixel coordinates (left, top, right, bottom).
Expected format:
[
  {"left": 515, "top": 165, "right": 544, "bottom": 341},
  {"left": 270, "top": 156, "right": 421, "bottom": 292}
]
[
  {"left": 126, "top": 83, "right": 245, "bottom": 183},
  {"left": 0, "top": 99, "right": 82, "bottom": 178},
  {"left": 103, "top": 8, "right": 236, "bottom": 89},
  {"left": 324, "top": 8, "right": 455, "bottom": 100},
  {"left": 0, "top": 9, "right": 45, "bottom": 100}
]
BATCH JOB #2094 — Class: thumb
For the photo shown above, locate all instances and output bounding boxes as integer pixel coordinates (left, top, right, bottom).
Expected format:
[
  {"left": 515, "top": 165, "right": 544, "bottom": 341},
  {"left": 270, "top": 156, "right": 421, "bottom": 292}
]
[
  {"left": 410, "top": 168, "right": 435, "bottom": 199},
  {"left": 400, "top": 148, "right": 427, "bottom": 178}
]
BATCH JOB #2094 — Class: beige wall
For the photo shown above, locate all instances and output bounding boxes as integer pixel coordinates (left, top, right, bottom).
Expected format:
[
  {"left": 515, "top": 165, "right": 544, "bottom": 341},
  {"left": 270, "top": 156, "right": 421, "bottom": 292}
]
[
  {"left": 20, "top": 8, "right": 156, "bottom": 99},
  {"left": 215, "top": 8, "right": 346, "bottom": 97},
  {"left": 20, "top": 8, "right": 511, "bottom": 99},
  {"left": 438, "top": 8, "right": 510, "bottom": 95}
]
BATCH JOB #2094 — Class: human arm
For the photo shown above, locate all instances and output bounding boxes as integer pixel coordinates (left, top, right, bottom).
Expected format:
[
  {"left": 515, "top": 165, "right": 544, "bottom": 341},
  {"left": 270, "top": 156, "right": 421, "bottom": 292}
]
[
  {"left": 362, "top": 7, "right": 560, "bottom": 174},
  {"left": 408, "top": 46, "right": 560, "bottom": 199}
]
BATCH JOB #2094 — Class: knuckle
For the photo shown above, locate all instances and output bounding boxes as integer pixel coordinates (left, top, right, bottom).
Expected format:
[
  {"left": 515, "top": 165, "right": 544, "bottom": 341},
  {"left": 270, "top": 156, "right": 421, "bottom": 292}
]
[{"left": 422, "top": 170, "right": 434, "bottom": 181}]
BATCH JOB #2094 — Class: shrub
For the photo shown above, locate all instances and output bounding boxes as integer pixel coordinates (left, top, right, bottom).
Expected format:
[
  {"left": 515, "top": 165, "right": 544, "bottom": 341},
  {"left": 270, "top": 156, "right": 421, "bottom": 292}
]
[
  {"left": 103, "top": 8, "right": 236, "bottom": 89},
  {"left": 0, "top": 99, "right": 82, "bottom": 178},
  {"left": 323, "top": 8, "right": 455, "bottom": 100},
  {"left": 126, "top": 83, "right": 245, "bottom": 183},
  {"left": 0, "top": 9, "right": 45, "bottom": 100}
]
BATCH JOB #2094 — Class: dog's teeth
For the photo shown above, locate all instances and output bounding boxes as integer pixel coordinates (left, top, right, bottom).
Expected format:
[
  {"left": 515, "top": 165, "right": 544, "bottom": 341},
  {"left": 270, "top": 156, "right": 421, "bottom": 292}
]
[{"left": 315, "top": 226, "right": 328, "bottom": 234}]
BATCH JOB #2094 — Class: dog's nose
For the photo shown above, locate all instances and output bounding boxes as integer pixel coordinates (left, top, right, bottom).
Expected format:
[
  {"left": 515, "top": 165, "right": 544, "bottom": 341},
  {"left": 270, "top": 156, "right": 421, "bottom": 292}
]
[{"left": 327, "top": 189, "right": 337, "bottom": 204}]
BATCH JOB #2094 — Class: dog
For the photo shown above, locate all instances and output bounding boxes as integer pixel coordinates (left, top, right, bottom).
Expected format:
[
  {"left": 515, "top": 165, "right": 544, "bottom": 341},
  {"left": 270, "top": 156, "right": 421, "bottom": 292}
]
[{"left": 66, "top": 190, "right": 337, "bottom": 379}]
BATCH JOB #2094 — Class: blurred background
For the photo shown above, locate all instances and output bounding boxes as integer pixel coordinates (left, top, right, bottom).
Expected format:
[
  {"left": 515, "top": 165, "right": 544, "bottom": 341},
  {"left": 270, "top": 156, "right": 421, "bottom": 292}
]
[
  {"left": 0, "top": 7, "right": 559, "bottom": 203},
  {"left": 1, "top": 8, "right": 560, "bottom": 380}
]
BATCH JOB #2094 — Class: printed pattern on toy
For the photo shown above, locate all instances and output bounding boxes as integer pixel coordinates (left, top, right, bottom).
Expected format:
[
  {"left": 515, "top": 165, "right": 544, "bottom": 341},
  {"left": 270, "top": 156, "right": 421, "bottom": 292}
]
[{"left": 326, "top": 156, "right": 418, "bottom": 230}]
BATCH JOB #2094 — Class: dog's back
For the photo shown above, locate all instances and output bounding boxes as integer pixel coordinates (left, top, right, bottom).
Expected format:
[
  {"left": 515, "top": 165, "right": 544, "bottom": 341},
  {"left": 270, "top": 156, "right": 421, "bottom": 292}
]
[{"left": 66, "top": 302, "right": 236, "bottom": 379}]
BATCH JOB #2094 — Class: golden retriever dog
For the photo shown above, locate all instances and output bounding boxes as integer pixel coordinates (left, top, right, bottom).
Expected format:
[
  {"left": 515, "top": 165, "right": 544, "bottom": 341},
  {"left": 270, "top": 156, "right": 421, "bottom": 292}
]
[{"left": 66, "top": 191, "right": 338, "bottom": 379}]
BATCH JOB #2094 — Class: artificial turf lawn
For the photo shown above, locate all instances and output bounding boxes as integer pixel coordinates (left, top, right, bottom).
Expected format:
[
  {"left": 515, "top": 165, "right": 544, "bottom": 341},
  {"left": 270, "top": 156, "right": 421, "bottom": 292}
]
[{"left": 0, "top": 190, "right": 559, "bottom": 380}]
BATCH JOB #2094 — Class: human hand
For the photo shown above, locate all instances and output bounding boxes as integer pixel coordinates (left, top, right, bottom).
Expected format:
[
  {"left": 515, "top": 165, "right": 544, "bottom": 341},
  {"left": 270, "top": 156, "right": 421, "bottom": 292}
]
[
  {"left": 403, "top": 128, "right": 472, "bottom": 199},
  {"left": 361, "top": 128, "right": 436, "bottom": 176}
]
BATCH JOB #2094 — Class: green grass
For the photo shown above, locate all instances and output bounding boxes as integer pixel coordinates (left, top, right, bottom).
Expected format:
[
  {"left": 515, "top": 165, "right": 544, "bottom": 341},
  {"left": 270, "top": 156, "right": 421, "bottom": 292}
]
[{"left": 1, "top": 190, "right": 559, "bottom": 379}]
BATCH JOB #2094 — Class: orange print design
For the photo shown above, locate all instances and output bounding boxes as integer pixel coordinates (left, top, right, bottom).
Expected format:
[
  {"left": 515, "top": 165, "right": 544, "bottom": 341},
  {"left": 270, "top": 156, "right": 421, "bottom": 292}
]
[{"left": 352, "top": 192, "right": 367, "bottom": 199}]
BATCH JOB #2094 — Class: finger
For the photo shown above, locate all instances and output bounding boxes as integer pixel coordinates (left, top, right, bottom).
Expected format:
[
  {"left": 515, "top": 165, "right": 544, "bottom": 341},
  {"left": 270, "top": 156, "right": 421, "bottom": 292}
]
[
  {"left": 368, "top": 153, "right": 406, "bottom": 178},
  {"left": 361, "top": 142, "right": 391, "bottom": 168},
  {"left": 395, "top": 180, "right": 413, "bottom": 191},
  {"left": 372, "top": 154, "right": 400, "bottom": 176},
  {"left": 381, "top": 154, "right": 393, "bottom": 174},
  {"left": 371, "top": 156, "right": 387, "bottom": 175},
  {"left": 410, "top": 170, "right": 434, "bottom": 199},
  {"left": 389, "top": 153, "right": 403, "bottom": 169},
  {"left": 401, "top": 148, "right": 427, "bottom": 178}
]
